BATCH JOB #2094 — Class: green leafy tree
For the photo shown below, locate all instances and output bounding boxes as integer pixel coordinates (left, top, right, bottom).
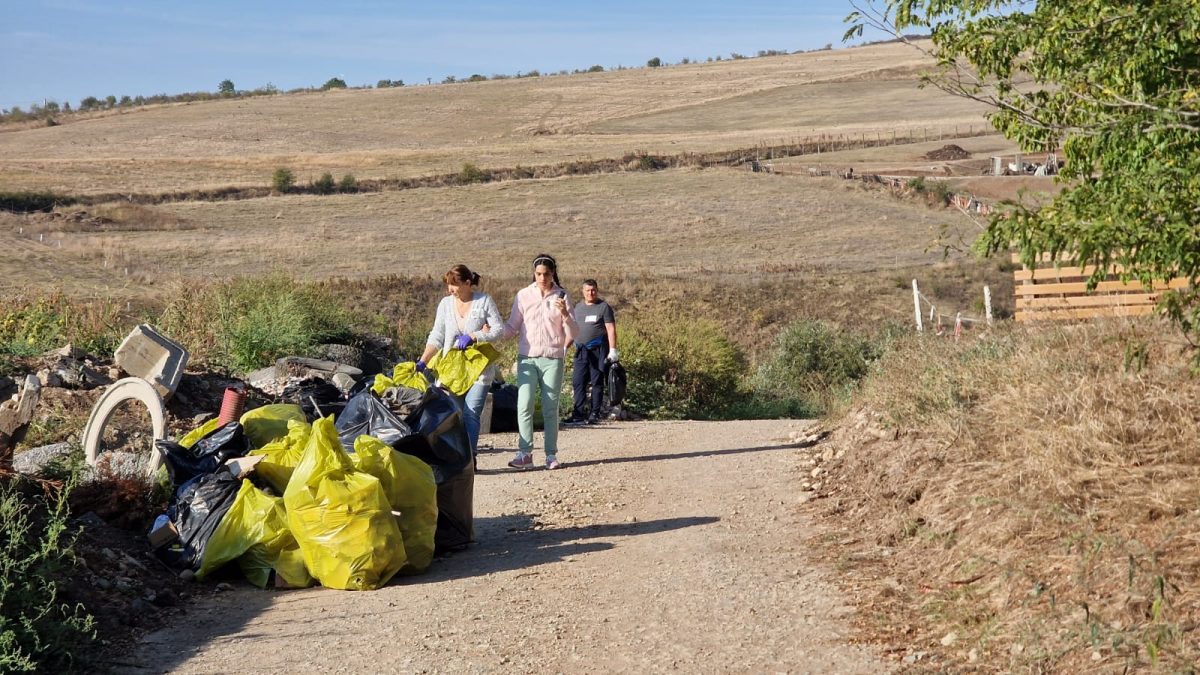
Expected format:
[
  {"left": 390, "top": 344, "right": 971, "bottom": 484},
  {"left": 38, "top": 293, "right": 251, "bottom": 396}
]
[
  {"left": 846, "top": 1, "right": 1200, "bottom": 337},
  {"left": 312, "top": 172, "right": 335, "bottom": 195},
  {"left": 321, "top": 77, "right": 347, "bottom": 90},
  {"left": 271, "top": 167, "right": 295, "bottom": 193},
  {"left": 218, "top": 79, "right": 235, "bottom": 95},
  {"left": 646, "top": 57, "right": 662, "bottom": 68}
]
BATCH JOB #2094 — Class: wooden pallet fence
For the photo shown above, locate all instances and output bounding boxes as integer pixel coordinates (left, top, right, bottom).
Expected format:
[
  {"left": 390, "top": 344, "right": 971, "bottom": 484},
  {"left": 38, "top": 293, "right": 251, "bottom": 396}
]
[{"left": 1012, "top": 253, "right": 1190, "bottom": 322}]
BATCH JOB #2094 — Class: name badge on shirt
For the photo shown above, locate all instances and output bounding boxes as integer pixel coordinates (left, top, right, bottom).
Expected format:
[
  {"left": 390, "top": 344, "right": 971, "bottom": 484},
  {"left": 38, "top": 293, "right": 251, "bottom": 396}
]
[{"left": 585, "top": 315, "right": 599, "bottom": 323}]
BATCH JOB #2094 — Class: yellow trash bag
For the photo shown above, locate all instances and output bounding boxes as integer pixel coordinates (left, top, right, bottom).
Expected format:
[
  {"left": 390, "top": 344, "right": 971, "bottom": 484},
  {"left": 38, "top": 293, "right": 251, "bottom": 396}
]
[
  {"left": 352, "top": 436, "right": 438, "bottom": 574},
  {"left": 236, "top": 504, "right": 314, "bottom": 589},
  {"left": 371, "top": 361, "right": 430, "bottom": 396},
  {"left": 426, "top": 343, "right": 500, "bottom": 396},
  {"left": 249, "top": 419, "right": 311, "bottom": 494},
  {"left": 240, "top": 404, "right": 306, "bottom": 449},
  {"left": 179, "top": 418, "right": 221, "bottom": 449},
  {"left": 283, "top": 416, "right": 406, "bottom": 590},
  {"left": 197, "top": 479, "right": 290, "bottom": 583}
]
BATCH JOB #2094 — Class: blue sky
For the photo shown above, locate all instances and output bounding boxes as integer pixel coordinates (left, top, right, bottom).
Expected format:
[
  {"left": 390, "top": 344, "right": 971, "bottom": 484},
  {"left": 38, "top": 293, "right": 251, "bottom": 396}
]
[{"left": 1, "top": 1, "right": 886, "bottom": 111}]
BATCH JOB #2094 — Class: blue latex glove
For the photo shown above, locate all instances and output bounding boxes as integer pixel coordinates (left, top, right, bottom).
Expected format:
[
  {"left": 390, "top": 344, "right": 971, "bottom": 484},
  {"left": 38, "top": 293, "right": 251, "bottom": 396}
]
[
  {"left": 453, "top": 333, "right": 475, "bottom": 350},
  {"left": 414, "top": 359, "right": 427, "bottom": 372}
]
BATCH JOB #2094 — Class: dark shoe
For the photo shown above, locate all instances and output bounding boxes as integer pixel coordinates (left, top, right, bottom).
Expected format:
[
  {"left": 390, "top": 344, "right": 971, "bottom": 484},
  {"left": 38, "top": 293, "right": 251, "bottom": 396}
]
[
  {"left": 586, "top": 416, "right": 599, "bottom": 425},
  {"left": 562, "top": 416, "right": 586, "bottom": 426}
]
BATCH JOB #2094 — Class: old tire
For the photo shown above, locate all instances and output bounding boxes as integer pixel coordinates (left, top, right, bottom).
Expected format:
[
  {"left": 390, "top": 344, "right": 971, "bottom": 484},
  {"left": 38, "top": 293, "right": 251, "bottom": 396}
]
[{"left": 82, "top": 377, "right": 167, "bottom": 478}]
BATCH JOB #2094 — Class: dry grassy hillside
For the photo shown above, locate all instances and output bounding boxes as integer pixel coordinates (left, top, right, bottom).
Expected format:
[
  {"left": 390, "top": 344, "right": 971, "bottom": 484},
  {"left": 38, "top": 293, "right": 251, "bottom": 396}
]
[
  {"left": 0, "top": 41, "right": 991, "bottom": 194},
  {"left": 0, "top": 169, "right": 974, "bottom": 295}
]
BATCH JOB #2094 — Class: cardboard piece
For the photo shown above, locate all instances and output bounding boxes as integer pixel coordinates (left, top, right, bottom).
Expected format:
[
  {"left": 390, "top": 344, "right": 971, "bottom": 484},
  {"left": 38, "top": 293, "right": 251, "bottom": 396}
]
[
  {"left": 148, "top": 520, "right": 179, "bottom": 550},
  {"left": 221, "top": 454, "right": 264, "bottom": 479}
]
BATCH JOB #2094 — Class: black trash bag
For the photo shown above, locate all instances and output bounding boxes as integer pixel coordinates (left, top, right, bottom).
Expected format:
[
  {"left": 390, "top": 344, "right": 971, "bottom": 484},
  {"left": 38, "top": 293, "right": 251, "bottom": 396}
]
[
  {"left": 606, "top": 362, "right": 628, "bottom": 408},
  {"left": 157, "top": 471, "right": 242, "bottom": 571},
  {"left": 155, "top": 422, "right": 249, "bottom": 489},
  {"left": 435, "top": 458, "right": 474, "bottom": 553},
  {"left": 488, "top": 383, "right": 519, "bottom": 433},
  {"left": 402, "top": 386, "right": 472, "bottom": 484},
  {"left": 334, "top": 389, "right": 412, "bottom": 452},
  {"left": 281, "top": 377, "right": 346, "bottom": 420}
]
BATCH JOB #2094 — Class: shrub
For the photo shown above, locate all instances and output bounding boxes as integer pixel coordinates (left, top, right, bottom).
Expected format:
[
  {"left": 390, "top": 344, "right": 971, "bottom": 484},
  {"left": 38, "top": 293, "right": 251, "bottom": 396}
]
[
  {"left": 321, "top": 77, "right": 347, "bottom": 90},
  {"left": 338, "top": 174, "right": 357, "bottom": 192},
  {"left": 0, "top": 293, "right": 125, "bottom": 358},
  {"left": 907, "top": 176, "right": 927, "bottom": 193},
  {"left": 752, "top": 319, "right": 887, "bottom": 415},
  {"left": 587, "top": 65, "right": 604, "bottom": 73},
  {"left": 217, "top": 79, "right": 235, "bottom": 95},
  {"left": 0, "top": 476, "right": 97, "bottom": 671},
  {"left": 458, "top": 163, "right": 490, "bottom": 184},
  {"left": 620, "top": 314, "right": 744, "bottom": 419},
  {"left": 271, "top": 168, "right": 295, "bottom": 193},
  {"left": 312, "top": 172, "right": 335, "bottom": 195},
  {"left": 157, "top": 275, "right": 353, "bottom": 372},
  {"left": 647, "top": 57, "right": 662, "bottom": 68}
]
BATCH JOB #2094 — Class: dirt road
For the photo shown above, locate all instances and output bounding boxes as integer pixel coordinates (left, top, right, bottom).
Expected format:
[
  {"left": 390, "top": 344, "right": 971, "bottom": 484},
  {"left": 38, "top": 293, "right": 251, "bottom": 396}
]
[{"left": 117, "top": 420, "right": 888, "bottom": 673}]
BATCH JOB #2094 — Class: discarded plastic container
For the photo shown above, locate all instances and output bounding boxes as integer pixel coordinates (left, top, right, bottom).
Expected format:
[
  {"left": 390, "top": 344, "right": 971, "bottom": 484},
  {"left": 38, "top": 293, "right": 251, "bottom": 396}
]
[{"left": 218, "top": 387, "right": 246, "bottom": 426}]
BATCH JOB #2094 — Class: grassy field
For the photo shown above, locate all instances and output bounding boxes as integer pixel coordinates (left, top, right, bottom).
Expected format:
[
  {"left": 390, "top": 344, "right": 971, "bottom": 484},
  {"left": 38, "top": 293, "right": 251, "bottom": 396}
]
[
  {"left": 0, "top": 168, "right": 976, "bottom": 293},
  {"left": 0, "top": 41, "right": 991, "bottom": 195}
]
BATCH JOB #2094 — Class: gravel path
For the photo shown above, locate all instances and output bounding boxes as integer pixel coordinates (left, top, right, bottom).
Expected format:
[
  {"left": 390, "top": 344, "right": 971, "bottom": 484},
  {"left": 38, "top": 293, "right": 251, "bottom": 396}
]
[{"left": 117, "top": 420, "right": 888, "bottom": 673}]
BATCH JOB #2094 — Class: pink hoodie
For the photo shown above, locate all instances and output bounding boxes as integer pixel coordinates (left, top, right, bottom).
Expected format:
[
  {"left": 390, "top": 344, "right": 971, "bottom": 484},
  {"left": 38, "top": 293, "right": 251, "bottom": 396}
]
[{"left": 504, "top": 283, "right": 578, "bottom": 359}]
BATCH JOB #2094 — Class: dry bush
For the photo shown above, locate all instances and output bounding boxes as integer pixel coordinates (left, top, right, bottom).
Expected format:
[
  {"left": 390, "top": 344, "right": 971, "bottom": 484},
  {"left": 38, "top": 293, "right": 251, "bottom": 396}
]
[{"left": 817, "top": 319, "right": 1200, "bottom": 671}]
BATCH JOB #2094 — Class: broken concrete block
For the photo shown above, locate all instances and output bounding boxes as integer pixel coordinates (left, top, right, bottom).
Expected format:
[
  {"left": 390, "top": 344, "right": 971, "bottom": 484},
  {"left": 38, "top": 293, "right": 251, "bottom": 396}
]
[
  {"left": 244, "top": 365, "right": 280, "bottom": 390},
  {"left": 37, "top": 368, "right": 64, "bottom": 388},
  {"left": 113, "top": 324, "right": 189, "bottom": 399},
  {"left": 274, "top": 356, "right": 362, "bottom": 381},
  {"left": 0, "top": 375, "right": 41, "bottom": 470},
  {"left": 14, "top": 441, "right": 74, "bottom": 475}
]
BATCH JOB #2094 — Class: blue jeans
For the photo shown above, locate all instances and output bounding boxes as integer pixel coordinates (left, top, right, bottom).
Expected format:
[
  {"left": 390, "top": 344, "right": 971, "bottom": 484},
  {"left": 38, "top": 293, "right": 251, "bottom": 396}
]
[
  {"left": 457, "top": 377, "right": 490, "bottom": 455},
  {"left": 451, "top": 366, "right": 494, "bottom": 455}
]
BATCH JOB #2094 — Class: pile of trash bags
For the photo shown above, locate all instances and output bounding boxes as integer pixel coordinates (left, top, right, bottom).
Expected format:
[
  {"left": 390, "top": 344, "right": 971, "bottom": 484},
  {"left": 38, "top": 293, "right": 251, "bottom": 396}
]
[{"left": 150, "top": 363, "right": 474, "bottom": 591}]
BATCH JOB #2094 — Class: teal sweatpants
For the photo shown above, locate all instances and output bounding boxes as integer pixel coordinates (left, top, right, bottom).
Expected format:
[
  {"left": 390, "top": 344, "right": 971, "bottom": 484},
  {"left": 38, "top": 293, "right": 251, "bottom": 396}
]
[{"left": 516, "top": 356, "right": 565, "bottom": 456}]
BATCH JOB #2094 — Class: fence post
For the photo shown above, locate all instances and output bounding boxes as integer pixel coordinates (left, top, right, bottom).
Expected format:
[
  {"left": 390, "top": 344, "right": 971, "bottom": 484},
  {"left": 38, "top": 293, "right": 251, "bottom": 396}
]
[
  {"left": 913, "top": 279, "right": 924, "bottom": 332},
  {"left": 984, "top": 285, "right": 993, "bottom": 325}
]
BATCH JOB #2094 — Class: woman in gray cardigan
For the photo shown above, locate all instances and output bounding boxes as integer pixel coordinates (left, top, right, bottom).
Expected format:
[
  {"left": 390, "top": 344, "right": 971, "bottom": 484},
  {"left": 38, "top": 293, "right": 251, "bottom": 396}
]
[{"left": 417, "top": 264, "right": 505, "bottom": 454}]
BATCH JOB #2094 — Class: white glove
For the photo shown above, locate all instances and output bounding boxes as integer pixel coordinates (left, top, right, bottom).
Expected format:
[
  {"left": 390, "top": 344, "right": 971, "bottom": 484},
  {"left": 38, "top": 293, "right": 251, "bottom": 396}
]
[{"left": 607, "top": 348, "right": 620, "bottom": 363}]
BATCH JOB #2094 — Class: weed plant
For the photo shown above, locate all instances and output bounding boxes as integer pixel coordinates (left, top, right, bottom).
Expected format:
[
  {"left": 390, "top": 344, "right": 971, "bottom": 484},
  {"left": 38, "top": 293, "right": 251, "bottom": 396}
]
[
  {"left": 752, "top": 319, "right": 889, "bottom": 415},
  {"left": 0, "top": 293, "right": 125, "bottom": 358},
  {"left": 158, "top": 275, "right": 353, "bottom": 372},
  {"left": 0, "top": 476, "right": 96, "bottom": 672},
  {"left": 620, "top": 314, "right": 743, "bottom": 419}
]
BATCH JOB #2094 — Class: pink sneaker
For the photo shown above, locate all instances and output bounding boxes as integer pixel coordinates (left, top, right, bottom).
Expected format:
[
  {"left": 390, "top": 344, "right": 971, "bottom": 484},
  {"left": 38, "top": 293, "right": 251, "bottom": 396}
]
[
  {"left": 545, "top": 456, "right": 561, "bottom": 470},
  {"left": 507, "top": 453, "right": 533, "bottom": 470}
]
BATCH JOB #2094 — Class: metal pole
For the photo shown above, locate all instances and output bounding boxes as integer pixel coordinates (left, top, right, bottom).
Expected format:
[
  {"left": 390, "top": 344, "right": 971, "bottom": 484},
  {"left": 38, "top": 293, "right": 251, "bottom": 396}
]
[
  {"left": 984, "top": 285, "right": 993, "bottom": 325},
  {"left": 913, "top": 279, "right": 924, "bottom": 332}
]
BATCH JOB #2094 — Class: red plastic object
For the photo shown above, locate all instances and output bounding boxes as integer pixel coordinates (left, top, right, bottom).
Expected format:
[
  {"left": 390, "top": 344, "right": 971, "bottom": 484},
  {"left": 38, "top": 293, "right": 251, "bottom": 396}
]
[{"left": 217, "top": 387, "right": 246, "bottom": 426}]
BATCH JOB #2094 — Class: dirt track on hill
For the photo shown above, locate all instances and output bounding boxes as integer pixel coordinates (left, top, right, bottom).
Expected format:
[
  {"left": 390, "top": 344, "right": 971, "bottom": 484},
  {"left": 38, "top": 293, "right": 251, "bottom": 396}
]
[{"left": 114, "top": 420, "right": 889, "bottom": 674}]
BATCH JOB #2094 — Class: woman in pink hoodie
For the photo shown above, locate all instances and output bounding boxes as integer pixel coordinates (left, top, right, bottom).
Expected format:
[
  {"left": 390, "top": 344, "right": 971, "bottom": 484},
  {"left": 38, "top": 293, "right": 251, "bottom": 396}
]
[{"left": 502, "top": 254, "right": 577, "bottom": 470}]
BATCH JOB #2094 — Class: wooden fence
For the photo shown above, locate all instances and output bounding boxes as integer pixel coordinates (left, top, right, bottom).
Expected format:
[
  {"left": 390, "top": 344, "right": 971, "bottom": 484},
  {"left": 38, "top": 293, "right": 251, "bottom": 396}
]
[{"left": 1013, "top": 253, "right": 1190, "bottom": 322}]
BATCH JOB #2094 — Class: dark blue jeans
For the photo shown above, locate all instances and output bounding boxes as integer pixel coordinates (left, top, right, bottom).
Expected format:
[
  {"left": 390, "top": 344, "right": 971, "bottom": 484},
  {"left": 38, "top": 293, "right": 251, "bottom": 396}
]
[{"left": 571, "top": 344, "right": 607, "bottom": 419}]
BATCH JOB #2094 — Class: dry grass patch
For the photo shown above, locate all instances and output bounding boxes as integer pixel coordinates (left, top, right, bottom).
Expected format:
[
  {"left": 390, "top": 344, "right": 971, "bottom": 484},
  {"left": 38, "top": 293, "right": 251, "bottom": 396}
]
[
  {"left": 816, "top": 319, "right": 1200, "bottom": 671},
  {"left": 0, "top": 169, "right": 976, "bottom": 297}
]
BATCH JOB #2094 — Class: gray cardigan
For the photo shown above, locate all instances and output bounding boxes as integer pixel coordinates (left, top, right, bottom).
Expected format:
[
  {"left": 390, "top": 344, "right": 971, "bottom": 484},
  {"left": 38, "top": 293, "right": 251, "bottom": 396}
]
[{"left": 425, "top": 292, "right": 505, "bottom": 355}]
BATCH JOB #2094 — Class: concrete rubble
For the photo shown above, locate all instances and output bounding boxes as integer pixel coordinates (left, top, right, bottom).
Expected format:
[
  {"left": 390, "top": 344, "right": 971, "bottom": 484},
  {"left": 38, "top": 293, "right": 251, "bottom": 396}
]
[{"left": 113, "top": 324, "right": 189, "bottom": 399}]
